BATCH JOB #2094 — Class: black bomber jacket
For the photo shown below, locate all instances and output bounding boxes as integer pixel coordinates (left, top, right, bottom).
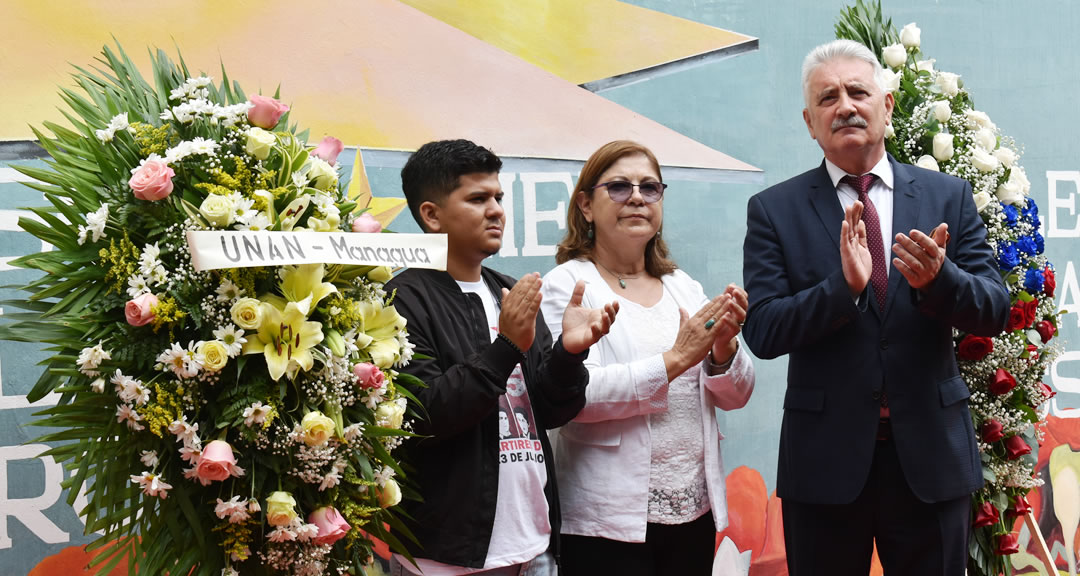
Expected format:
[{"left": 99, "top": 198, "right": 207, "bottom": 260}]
[{"left": 385, "top": 266, "right": 589, "bottom": 568}]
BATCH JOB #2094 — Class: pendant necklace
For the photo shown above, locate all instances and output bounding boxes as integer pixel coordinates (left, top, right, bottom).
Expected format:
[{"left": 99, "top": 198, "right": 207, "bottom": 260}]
[{"left": 595, "top": 260, "right": 641, "bottom": 289}]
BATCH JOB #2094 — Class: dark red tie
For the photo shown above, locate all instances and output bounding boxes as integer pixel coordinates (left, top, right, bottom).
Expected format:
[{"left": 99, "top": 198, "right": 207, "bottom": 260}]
[{"left": 842, "top": 174, "right": 887, "bottom": 312}]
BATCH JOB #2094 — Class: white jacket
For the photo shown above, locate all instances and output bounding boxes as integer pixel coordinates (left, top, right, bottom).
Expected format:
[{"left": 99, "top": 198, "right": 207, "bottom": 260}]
[{"left": 540, "top": 259, "right": 755, "bottom": 542}]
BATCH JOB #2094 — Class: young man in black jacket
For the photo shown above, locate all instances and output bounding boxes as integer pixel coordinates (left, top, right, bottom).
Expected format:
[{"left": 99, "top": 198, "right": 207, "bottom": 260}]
[{"left": 387, "top": 139, "right": 618, "bottom": 575}]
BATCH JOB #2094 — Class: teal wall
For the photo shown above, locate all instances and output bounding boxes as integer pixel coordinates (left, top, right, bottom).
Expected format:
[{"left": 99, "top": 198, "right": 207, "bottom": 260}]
[{"left": 3, "top": 1, "right": 1080, "bottom": 573}]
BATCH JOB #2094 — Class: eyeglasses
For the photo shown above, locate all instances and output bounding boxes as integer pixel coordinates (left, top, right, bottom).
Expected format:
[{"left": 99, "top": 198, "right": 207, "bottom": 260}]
[{"left": 592, "top": 181, "right": 667, "bottom": 204}]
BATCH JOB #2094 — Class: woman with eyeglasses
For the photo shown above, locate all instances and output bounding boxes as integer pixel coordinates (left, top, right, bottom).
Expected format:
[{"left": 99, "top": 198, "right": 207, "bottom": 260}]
[{"left": 539, "top": 140, "right": 755, "bottom": 575}]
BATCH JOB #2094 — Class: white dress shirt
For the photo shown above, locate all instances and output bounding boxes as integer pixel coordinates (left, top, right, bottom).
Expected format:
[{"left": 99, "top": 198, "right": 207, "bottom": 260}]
[{"left": 825, "top": 152, "right": 894, "bottom": 278}]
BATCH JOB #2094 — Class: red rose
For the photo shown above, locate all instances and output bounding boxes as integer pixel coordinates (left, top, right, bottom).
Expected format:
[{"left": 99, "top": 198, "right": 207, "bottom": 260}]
[
  {"left": 995, "top": 532, "right": 1020, "bottom": 555},
  {"left": 989, "top": 369, "right": 1017, "bottom": 396},
  {"left": 1005, "top": 435, "right": 1032, "bottom": 460},
  {"left": 1022, "top": 299, "right": 1038, "bottom": 326},
  {"left": 1007, "top": 305, "right": 1027, "bottom": 331},
  {"left": 973, "top": 501, "right": 1000, "bottom": 527},
  {"left": 982, "top": 419, "right": 1005, "bottom": 443},
  {"left": 1038, "top": 382, "right": 1056, "bottom": 400},
  {"left": 1026, "top": 344, "right": 1040, "bottom": 361},
  {"left": 1044, "top": 267, "right": 1056, "bottom": 298},
  {"left": 1036, "top": 320, "right": 1056, "bottom": 343},
  {"left": 957, "top": 335, "right": 994, "bottom": 361},
  {"left": 1006, "top": 494, "right": 1032, "bottom": 518}
]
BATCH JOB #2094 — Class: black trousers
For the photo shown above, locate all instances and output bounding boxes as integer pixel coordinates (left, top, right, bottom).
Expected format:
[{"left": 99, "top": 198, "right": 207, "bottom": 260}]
[
  {"left": 782, "top": 430, "right": 971, "bottom": 576},
  {"left": 560, "top": 510, "right": 715, "bottom": 576}
]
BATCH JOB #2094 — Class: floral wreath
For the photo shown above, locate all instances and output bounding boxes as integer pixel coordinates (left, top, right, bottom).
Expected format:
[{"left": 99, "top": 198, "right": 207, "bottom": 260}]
[{"left": 0, "top": 45, "right": 421, "bottom": 575}]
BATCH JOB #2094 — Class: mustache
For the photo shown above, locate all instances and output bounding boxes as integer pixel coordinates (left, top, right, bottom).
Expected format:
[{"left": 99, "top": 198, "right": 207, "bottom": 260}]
[{"left": 832, "top": 115, "right": 868, "bottom": 131}]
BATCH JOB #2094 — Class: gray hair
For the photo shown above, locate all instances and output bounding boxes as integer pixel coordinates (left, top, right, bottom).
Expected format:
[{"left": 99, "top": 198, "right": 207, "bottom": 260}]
[{"left": 801, "top": 39, "right": 885, "bottom": 107}]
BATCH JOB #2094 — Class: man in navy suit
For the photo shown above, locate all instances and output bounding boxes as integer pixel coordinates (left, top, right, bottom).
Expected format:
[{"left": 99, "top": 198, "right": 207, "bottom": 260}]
[{"left": 742, "top": 39, "right": 1008, "bottom": 575}]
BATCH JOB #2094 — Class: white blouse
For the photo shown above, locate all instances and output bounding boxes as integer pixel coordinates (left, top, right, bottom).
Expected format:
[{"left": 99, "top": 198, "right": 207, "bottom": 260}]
[{"left": 540, "top": 259, "right": 755, "bottom": 542}]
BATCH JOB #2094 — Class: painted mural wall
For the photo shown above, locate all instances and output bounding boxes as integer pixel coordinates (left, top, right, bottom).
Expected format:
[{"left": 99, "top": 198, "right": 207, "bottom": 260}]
[{"left": 1, "top": 1, "right": 1079, "bottom": 574}]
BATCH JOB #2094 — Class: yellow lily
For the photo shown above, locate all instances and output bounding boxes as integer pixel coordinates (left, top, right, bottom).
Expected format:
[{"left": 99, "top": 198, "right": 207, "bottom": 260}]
[
  {"left": 279, "top": 264, "right": 337, "bottom": 314},
  {"left": 359, "top": 301, "right": 406, "bottom": 341},
  {"left": 243, "top": 297, "right": 324, "bottom": 381}
]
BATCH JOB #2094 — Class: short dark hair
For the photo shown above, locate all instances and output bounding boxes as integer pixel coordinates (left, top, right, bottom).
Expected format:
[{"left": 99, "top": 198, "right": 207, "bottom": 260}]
[{"left": 400, "top": 139, "right": 502, "bottom": 231}]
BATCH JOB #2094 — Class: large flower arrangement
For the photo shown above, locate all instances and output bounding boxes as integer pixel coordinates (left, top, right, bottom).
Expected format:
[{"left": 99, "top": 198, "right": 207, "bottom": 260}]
[
  {"left": 837, "top": 3, "right": 1063, "bottom": 574},
  {"left": 0, "top": 45, "right": 420, "bottom": 575}
]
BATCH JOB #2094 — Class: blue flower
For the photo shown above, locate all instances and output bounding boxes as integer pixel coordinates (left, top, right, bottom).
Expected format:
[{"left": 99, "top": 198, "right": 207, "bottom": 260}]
[
  {"left": 1023, "top": 198, "right": 1039, "bottom": 218},
  {"left": 1025, "top": 268, "right": 1045, "bottom": 294},
  {"left": 1035, "top": 232, "right": 1045, "bottom": 253},
  {"left": 1017, "top": 236, "right": 1038, "bottom": 255},
  {"left": 1002, "top": 204, "right": 1019, "bottom": 227},
  {"left": 997, "top": 242, "right": 1020, "bottom": 270}
]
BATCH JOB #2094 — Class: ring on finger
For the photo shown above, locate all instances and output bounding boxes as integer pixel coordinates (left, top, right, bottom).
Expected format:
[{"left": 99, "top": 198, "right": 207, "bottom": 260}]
[{"left": 704, "top": 318, "right": 716, "bottom": 330}]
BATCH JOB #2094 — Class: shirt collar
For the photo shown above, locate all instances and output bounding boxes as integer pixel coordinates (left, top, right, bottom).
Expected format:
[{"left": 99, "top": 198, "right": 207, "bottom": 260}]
[{"left": 825, "top": 152, "right": 894, "bottom": 191}]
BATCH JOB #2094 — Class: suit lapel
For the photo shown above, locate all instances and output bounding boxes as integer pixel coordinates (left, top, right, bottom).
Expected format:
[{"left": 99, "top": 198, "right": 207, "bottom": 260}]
[
  {"left": 884, "top": 158, "right": 922, "bottom": 319},
  {"left": 808, "top": 162, "right": 843, "bottom": 251}
]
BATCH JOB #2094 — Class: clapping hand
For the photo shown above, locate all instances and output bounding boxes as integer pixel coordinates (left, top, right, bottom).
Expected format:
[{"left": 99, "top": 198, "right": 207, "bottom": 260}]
[
  {"left": 893, "top": 223, "right": 949, "bottom": 291},
  {"left": 840, "top": 201, "right": 873, "bottom": 297},
  {"left": 499, "top": 273, "right": 543, "bottom": 352},
  {"left": 561, "top": 280, "right": 619, "bottom": 355},
  {"left": 711, "top": 284, "right": 747, "bottom": 349}
]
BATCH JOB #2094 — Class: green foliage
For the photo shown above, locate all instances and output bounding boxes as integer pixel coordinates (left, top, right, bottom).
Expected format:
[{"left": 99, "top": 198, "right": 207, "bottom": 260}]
[{"left": 0, "top": 42, "right": 416, "bottom": 575}]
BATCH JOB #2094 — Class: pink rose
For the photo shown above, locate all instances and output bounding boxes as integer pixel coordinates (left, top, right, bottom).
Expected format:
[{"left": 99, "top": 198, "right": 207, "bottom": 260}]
[
  {"left": 129, "top": 159, "right": 175, "bottom": 201},
  {"left": 125, "top": 293, "right": 159, "bottom": 327},
  {"left": 247, "top": 94, "right": 289, "bottom": 129},
  {"left": 311, "top": 136, "right": 345, "bottom": 166},
  {"left": 195, "top": 440, "right": 238, "bottom": 485},
  {"left": 309, "top": 506, "right": 351, "bottom": 546},
  {"left": 351, "top": 213, "right": 382, "bottom": 233},
  {"left": 353, "top": 362, "right": 385, "bottom": 390}
]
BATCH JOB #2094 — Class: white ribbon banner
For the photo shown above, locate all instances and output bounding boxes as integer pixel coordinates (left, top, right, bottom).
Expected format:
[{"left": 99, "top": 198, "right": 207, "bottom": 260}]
[{"left": 186, "top": 230, "right": 447, "bottom": 272}]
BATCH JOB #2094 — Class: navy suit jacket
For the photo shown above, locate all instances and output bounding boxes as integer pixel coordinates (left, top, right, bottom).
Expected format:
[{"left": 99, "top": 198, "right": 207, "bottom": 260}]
[{"left": 742, "top": 156, "right": 1009, "bottom": 505}]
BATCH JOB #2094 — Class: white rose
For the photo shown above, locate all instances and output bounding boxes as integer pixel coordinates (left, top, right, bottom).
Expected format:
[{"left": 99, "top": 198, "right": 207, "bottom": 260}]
[
  {"left": 995, "top": 180, "right": 1024, "bottom": 206},
  {"left": 935, "top": 72, "right": 960, "bottom": 98},
  {"left": 199, "top": 194, "right": 234, "bottom": 228},
  {"left": 964, "top": 110, "right": 996, "bottom": 130},
  {"left": 932, "top": 133, "right": 954, "bottom": 162},
  {"left": 884, "top": 124, "right": 895, "bottom": 139},
  {"left": 993, "top": 147, "right": 1017, "bottom": 168},
  {"left": 915, "top": 155, "right": 939, "bottom": 172},
  {"left": 880, "top": 69, "right": 901, "bottom": 93},
  {"left": 932, "top": 101, "right": 952, "bottom": 122},
  {"left": 306, "top": 158, "right": 338, "bottom": 192},
  {"left": 245, "top": 127, "right": 276, "bottom": 161},
  {"left": 970, "top": 148, "right": 1000, "bottom": 173},
  {"left": 975, "top": 128, "right": 997, "bottom": 151},
  {"left": 973, "top": 192, "right": 993, "bottom": 213},
  {"left": 199, "top": 340, "right": 229, "bottom": 372},
  {"left": 376, "top": 400, "right": 407, "bottom": 430},
  {"left": 882, "top": 44, "right": 907, "bottom": 68},
  {"left": 231, "top": 298, "right": 263, "bottom": 330},
  {"left": 378, "top": 478, "right": 402, "bottom": 508},
  {"left": 300, "top": 410, "right": 336, "bottom": 446},
  {"left": 916, "top": 59, "right": 935, "bottom": 73},
  {"left": 1010, "top": 166, "right": 1031, "bottom": 196},
  {"left": 900, "top": 23, "right": 922, "bottom": 48}
]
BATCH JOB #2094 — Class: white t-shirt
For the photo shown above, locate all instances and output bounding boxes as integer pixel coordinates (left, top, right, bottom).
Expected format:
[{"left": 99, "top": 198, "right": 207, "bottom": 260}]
[{"left": 396, "top": 279, "right": 550, "bottom": 575}]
